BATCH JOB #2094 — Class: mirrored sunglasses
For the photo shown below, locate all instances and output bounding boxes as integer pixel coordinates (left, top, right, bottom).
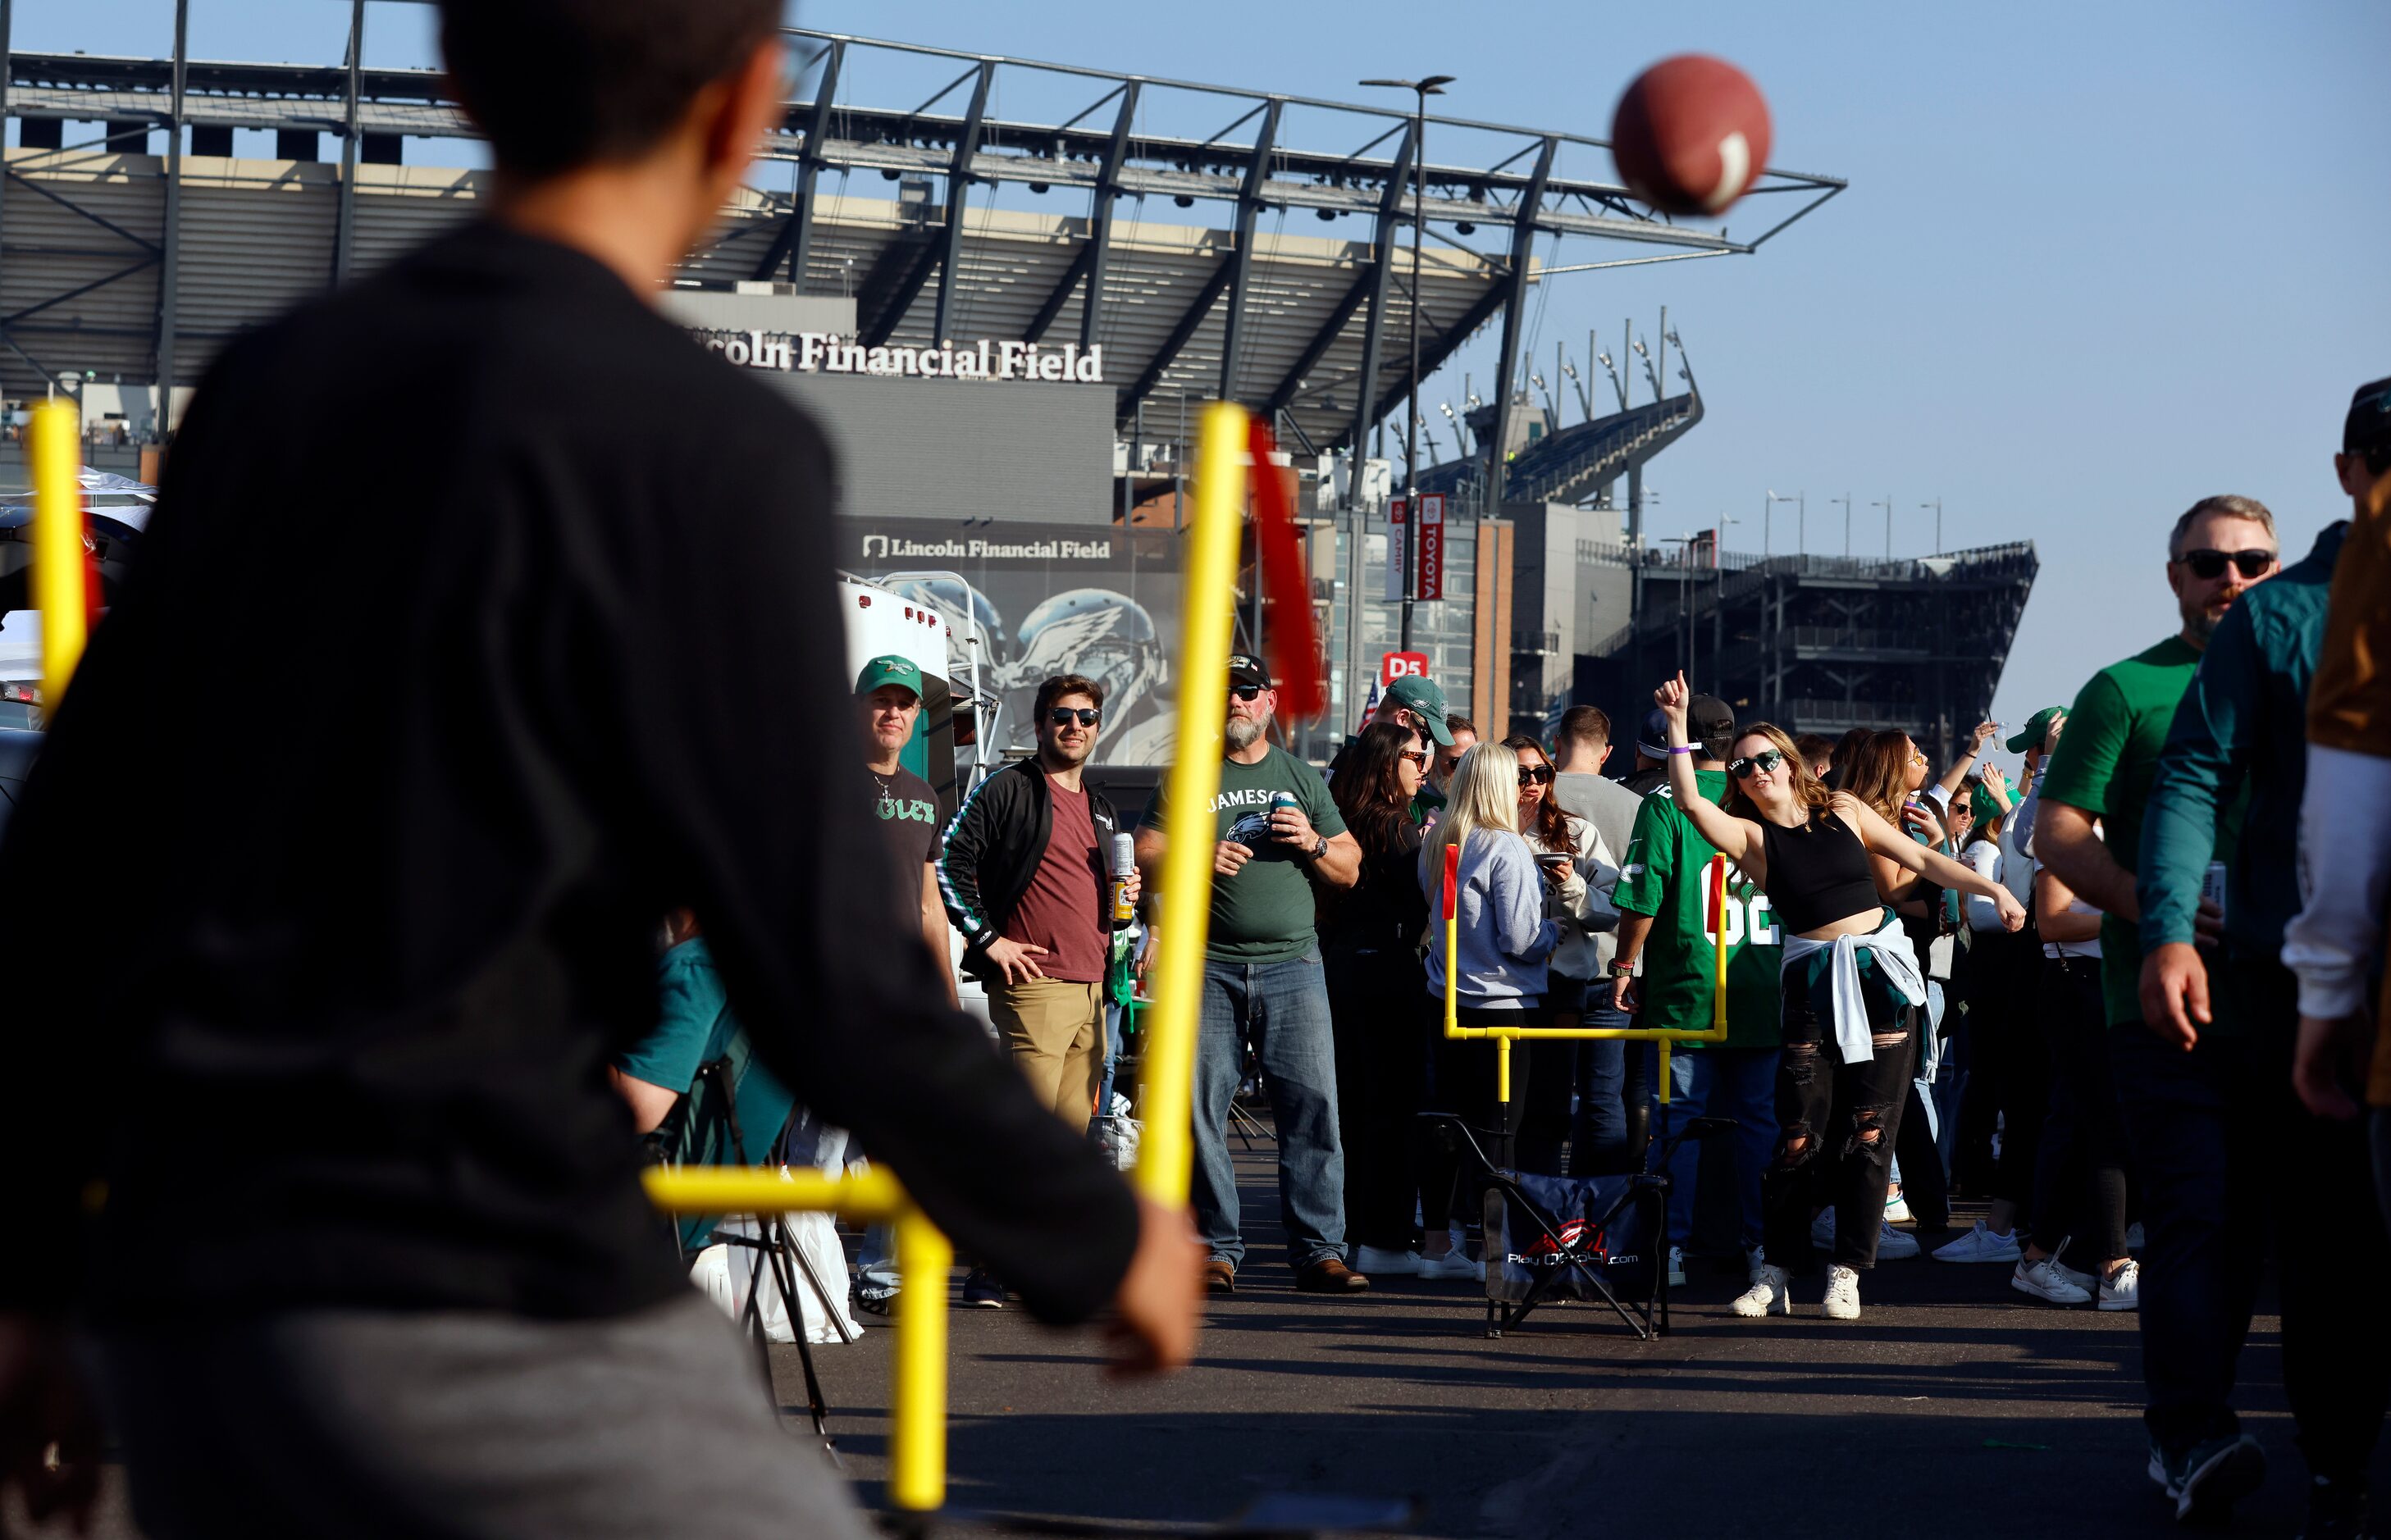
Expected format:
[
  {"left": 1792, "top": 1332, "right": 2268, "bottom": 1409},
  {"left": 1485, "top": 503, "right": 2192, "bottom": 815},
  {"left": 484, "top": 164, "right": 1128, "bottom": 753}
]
[{"left": 1727, "top": 748, "right": 1786, "bottom": 781}]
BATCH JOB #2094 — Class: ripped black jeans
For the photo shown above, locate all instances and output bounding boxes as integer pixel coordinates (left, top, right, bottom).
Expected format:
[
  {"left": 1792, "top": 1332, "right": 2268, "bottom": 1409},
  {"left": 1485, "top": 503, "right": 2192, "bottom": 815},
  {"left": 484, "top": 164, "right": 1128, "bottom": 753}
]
[{"left": 1759, "top": 964, "right": 1916, "bottom": 1273}]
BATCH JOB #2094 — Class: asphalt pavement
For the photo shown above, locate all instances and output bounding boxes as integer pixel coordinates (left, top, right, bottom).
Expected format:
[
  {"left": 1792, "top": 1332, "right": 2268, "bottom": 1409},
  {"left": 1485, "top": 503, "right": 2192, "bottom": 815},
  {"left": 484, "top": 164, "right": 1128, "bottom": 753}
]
[{"left": 26, "top": 1132, "right": 2379, "bottom": 1539}]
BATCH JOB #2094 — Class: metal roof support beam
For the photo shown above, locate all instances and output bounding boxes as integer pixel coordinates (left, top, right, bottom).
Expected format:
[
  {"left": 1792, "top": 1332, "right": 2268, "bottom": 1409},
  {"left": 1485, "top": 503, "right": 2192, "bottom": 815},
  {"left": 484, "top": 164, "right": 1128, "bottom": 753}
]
[
  {"left": 154, "top": 0, "right": 185, "bottom": 432},
  {"left": 1342, "top": 123, "right": 1417, "bottom": 492},
  {"left": 1263, "top": 268, "right": 1369, "bottom": 417},
  {"left": 1077, "top": 80, "right": 1137, "bottom": 353},
  {"left": 928, "top": 60, "right": 992, "bottom": 345},
  {"left": 1022, "top": 243, "right": 1091, "bottom": 345},
  {"left": 1366, "top": 275, "right": 1505, "bottom": 427},
  {"left": 1116, "top": 257, "right": 1231, "bottom": 417},
  {"left": 751, "top": 39, "right": 842, "bottom": 283},
  {"left": 1482, "top": 136, "right": 1554, "bottom": 505},
  {"left": 1215, "top": 97, "right": 1280, "bottom": 403},
  {"left": 330, "top": 0, "right": 362, "bottom": 284}
]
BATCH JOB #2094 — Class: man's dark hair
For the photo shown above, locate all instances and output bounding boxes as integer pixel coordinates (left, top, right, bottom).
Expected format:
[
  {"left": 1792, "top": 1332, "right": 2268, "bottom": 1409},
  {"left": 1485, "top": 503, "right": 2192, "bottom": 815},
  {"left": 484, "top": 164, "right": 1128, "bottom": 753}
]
[
  {"left": 1445, "top": 713, "right": 1476, "bottom": 739},
  {"left": 440, "top": 0, "right": 782, "bottom": 180},
  {"left": 1034, "top": 674, "right": 1107, "bottom": 722},
  {"left": 1555, "top": 704, "right": 1612, "bottom": 754},
  {"left": 1794, "top": 733, "right": 1836, "bottom": 772}
]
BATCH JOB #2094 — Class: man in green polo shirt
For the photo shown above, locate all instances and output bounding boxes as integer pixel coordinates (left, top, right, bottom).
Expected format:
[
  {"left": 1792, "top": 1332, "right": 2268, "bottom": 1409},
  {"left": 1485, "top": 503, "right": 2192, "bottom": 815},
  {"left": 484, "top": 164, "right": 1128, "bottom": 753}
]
[
  {"left": 1611, "top": 694, "right": 1783, "bottom": 1288},
  {"left": 2035, "top": 494, "right": 2279, "bottom": 1524}
]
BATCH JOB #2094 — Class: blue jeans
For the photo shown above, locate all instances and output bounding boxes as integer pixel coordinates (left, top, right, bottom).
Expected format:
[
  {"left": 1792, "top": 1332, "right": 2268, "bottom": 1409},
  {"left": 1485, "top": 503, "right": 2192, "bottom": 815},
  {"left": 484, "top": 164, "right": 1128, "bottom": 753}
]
[
  {"left": 1193, "top": 953, "right": 1345, "bottom": 1270},
  {"left": 1657, "top": 1046, "right": 1779, "bottom": 1251},
  {"left": 1570, "top": 1000, "right": 1633, "bottom": 1175},
  {"left": 1097, "top": 1000, "right": 1123, "bottom": 1113}
]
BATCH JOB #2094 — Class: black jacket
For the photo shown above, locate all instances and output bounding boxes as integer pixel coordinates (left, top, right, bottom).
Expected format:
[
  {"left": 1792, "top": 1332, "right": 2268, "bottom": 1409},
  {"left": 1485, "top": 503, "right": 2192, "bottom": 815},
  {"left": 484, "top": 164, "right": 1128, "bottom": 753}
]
[
  {"left": 0, "top": 222, "right": 1138, "bottom": 1328},
  {"left": 938, "top": 759, "right": 1129, "bottom": 980}
]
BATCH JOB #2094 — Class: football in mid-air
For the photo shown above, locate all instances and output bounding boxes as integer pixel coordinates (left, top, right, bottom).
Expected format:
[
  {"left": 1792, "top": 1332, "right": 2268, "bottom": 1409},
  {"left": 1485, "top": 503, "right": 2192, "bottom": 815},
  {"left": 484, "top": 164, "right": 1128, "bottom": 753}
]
[{"left": 1610, "top": 55, "right": 1773, "bottom": 217}]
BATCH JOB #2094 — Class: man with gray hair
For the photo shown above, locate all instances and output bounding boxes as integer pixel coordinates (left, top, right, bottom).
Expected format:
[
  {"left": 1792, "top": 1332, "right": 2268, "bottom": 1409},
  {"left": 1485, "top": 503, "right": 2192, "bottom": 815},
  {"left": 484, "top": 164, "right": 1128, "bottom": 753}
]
[{"left": 1137, "top": 655, "right": 1366, "bottom": 1296}]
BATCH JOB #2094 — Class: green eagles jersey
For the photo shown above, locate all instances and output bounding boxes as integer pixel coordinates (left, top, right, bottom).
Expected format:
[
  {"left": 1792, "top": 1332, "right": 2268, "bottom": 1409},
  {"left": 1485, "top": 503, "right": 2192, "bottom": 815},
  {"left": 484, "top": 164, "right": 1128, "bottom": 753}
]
[{"left": 1613, "top": 769, "right": 1784, "bottom": 1049}]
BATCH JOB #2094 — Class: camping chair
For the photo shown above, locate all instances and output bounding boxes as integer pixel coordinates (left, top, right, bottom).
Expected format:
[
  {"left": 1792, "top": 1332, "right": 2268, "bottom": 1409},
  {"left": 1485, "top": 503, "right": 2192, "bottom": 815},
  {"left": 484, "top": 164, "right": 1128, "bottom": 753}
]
[{"left": 1418, "top": 1110, "right": 1733, "bottom": 1340}]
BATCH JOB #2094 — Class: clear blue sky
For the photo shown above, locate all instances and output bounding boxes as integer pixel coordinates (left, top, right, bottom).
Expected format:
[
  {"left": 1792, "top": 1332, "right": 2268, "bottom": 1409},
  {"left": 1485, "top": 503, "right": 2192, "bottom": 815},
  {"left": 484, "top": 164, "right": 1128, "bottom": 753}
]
[{"left": 21, "top": 1, "right": 2389, "bottom": 766}]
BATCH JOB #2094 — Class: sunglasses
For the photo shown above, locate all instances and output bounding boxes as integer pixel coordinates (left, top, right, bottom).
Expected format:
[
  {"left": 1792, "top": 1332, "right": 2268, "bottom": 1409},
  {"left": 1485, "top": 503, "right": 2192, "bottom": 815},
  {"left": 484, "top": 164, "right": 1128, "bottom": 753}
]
[
  {"left": 1047, "top": 707, "right": 1101, "bottom": 727},
  {"left": 1517, "top": 763, "right": 1554, "bottom": 786},
  {"left": 1229, "top": 683, "right": 1264, "bottom": 702},
  {"left": 2175, "top": 547, "right": 2275, "bottom": 581},
  {"left": 1399, "top": 749, "right": 1430, "bottom": 768},
  {"left": 1727, "top": 748, "right": 1786, "bottom": 781}
]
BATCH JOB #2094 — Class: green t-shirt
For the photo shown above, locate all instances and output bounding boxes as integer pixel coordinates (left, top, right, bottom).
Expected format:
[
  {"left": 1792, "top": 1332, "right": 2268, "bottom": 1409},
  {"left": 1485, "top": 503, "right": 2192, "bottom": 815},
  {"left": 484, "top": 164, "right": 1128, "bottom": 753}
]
[
  {"left": 1143, "top": 744, "right": 1348, "bottom": 964},
  {"left": 1613, "top": 770, "right": 1783, "bottom": 1049},
  {"left": 2038, "top": 635, "right": 2238, "bottom": 1030}
]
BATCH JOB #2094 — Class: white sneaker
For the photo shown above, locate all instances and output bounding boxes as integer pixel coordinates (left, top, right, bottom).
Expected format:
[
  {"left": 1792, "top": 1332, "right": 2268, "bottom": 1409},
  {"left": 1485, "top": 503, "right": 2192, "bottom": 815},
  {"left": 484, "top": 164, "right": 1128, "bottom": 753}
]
[
  {"left": 2099, "top": 1259, "right": 2141, "bottom": 1312},
  {"left": 2014, "top": 1242, "right": 2093, "bottom": 1305},
  {"left": 1417, "top": 1251, "right": 1485, "bottom": 1282},
  {"left": 1354, "top": 1245, "right": 1422, "bottom": 1277},
  {"left": 1809, "top": 1209, "right": 1835, "bottom": 1248},
  {"left": 1667, "top": 1245, "right": 1687, "bottom": 1287},
  {"left": 1884, "top": 1189, "right": 1914, "bottom": 1224},
  {"left": 1822, "top": 1264, "right": 1863, "bottom": 1319},
  {"left": 1876, "top": 1221, "right": 1921, "bottom": 1260},
  {"left": 1743, "top": 1244, "right": 1768, "bottom": 1282},
  {"left": 2125, "top": 1222, "right": 2147, "bottom": 1252},
  {"left": 1932, "top": 1220, "right": 2022, "bottom": 1264},
  {"left": 1732, "top": 1264, "right": 1791, "bottom": 1317}
]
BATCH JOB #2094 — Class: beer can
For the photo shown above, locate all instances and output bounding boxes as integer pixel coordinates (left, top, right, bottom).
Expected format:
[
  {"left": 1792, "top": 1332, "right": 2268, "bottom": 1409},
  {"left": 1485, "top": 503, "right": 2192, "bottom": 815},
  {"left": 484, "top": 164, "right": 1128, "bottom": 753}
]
[
  {"left": 1269, "top": 790, "right": 1301, "bottom": 840},
  {"left": 1111, "top": 832, "right": 1138, "bottom": 924}
]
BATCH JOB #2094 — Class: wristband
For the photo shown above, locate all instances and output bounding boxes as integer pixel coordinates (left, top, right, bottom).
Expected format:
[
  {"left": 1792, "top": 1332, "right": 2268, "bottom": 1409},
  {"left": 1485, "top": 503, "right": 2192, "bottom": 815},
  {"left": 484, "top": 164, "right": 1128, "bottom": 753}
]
[
  {"left": 1606, "top": 958, "right": 1636, "bottom": 978},
  {"left": 1666, "top": 745, "right": 1698, "bottom": 755}
]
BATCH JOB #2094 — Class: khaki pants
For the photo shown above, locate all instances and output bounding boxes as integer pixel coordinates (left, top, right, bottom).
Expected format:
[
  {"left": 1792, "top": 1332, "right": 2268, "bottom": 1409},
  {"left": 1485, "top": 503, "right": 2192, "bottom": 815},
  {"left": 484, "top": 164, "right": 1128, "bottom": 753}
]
[{"left": 988, "top": 977, "right": 1105, "bottom": 1133}]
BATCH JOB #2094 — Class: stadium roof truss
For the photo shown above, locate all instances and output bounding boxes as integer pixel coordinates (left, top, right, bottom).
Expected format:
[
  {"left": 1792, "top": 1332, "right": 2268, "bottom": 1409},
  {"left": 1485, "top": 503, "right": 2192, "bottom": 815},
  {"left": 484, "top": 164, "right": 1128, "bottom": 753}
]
[{"left": 0, "top": 15, "right": 1844, "bottom": 480}]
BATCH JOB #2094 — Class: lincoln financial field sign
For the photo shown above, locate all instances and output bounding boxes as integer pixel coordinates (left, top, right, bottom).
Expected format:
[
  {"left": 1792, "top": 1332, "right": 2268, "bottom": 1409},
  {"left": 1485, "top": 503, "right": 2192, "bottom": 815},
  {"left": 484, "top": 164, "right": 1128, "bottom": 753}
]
[
  {"left": 697, "top": 330, "right": 1107, "bottom": 384},
  {"left": 846, "top": 518, "right": 1180, "bottom": 768}
]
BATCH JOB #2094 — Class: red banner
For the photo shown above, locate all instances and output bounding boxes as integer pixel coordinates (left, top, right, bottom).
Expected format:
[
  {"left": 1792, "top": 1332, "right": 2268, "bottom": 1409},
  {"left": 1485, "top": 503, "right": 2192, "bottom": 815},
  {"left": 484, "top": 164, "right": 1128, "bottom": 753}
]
[{"left": 1417, "top": 492, "right": 1445, "bottom": 601}]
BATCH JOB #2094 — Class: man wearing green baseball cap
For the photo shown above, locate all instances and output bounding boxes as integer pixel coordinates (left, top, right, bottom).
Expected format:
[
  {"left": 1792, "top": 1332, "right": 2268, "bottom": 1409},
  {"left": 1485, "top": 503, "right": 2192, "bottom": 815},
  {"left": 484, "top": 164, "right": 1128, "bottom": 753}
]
[
  {"left": 2005, "top": 707, "right": 2065, "bottom": 757},
  {"left": 856, "top": 654, "right": 956, "bottom": 1010},
  {"left": 1380, "top": 675, "right": 1456, "bottom": 749}
]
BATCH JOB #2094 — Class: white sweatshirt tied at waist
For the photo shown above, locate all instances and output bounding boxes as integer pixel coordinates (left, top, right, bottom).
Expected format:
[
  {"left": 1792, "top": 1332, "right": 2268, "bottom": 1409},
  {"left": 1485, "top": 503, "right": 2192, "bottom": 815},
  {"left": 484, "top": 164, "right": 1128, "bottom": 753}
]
[{"left": 1779, "top": 913, "right": 1927, "bottom": 1064}]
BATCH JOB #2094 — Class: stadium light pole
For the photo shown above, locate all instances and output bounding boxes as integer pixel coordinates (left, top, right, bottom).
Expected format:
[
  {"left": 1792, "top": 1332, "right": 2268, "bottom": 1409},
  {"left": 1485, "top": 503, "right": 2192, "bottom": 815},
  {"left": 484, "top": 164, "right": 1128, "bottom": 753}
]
[
  {"left": 1872, "top": 494, "right": 1893, "bottom": 558},
  {"left": 1361, "top": 73, "right": 1453, "bottom": 654},
  {"left": 1766, "top": 489, "right": 1803, "bottom": 559},
  {"left": 1831, "top": 494, "right": 1852, "bottom": 558},
  {"left": 1921, "top": 498, "right": 1943, "bottom": 554}
]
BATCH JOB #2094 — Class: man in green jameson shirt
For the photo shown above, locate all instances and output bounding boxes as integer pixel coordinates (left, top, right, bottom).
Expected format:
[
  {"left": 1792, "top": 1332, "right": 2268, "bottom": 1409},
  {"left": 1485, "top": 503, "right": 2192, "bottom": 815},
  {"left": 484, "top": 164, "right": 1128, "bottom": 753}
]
[
  {"left": 1137, "top": 655, "right": 1364, "bottom": 1296},
  {"left": 2135, "top": 394, "right": 2391, "bottom": 1534},
  {"left": 1611, "top": 695, "right": 1782, "bottom": 1286},
  {"left": 2036, "top": 494, "right": 2279, "bottom": 1523}
]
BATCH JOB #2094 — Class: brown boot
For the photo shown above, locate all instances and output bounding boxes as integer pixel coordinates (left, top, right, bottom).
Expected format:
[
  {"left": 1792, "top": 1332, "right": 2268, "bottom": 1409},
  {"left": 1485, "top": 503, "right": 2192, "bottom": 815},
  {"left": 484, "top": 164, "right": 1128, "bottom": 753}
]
[
  {"left": 1296, "top": 1256, "right": 1371, "bottom": 1293},
  {"left": 1203, "top": 1259, "right": 1237, "bottom": 1295}
]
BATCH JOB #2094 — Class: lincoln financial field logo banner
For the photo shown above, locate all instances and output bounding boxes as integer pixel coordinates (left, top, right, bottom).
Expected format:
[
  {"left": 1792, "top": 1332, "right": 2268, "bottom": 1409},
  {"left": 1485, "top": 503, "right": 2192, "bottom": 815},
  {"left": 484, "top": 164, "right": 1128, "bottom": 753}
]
[
  {"left": 697, "top": 330, "right": 1106, "bottom": 384},
  {"left": 847, "top": 518, "right": 1181, "bottom": 767}
]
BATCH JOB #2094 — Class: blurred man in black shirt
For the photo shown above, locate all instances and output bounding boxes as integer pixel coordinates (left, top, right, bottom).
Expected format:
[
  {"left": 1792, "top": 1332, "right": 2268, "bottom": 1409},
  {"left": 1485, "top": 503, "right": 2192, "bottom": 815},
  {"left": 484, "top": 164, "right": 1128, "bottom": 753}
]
[{"left": 0, "top": 3, "right": 1193, "bottom": 1533}]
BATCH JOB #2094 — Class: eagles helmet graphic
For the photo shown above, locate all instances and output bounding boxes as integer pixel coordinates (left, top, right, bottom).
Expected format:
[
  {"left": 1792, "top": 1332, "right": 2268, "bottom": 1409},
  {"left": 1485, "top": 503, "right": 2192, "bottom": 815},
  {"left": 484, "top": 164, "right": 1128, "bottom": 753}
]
[{"left": 1002, "top": 588, "right": 1168, "bottom": 763}]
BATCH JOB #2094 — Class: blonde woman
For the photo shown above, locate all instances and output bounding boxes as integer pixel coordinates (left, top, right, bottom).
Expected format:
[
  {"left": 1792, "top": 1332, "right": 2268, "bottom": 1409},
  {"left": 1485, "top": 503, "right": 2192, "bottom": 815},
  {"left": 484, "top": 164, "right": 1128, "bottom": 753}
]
[{"left": 1413, "top": 740, "right": 1564, "bottom": 1276}]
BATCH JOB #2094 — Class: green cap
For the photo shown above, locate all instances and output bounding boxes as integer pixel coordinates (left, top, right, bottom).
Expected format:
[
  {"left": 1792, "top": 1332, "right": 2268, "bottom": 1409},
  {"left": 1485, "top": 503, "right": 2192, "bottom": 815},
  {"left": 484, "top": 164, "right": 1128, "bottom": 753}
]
[
  {"left": 856, "top": 654, "right": 924, "bottom": 699},
  {"left": 1383, "top": 676, "right": 1454, "bottom": 745},
  {"left": 2004, "top": 706, "right": 2064, "bottom": 754},
  {"left": 1970, "top": 780, "right": 2009, "bottom": 827}
]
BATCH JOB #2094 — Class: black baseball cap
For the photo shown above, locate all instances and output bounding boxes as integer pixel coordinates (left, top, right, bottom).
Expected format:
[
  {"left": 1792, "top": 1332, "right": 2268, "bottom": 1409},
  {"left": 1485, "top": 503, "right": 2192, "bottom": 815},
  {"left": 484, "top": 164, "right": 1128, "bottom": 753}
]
[
  {"left": 2347, "top": 376, "right": 2391, "bottom": 458},
  {"left": 1226, "top": 653, "right": 1272, "bottom": 690},
  {"left": 1689, "top": 694, "right": 1736, "bottom": 748},
  {"left": 1637, "top": 708, "right": 1671, "bottom": 759}
]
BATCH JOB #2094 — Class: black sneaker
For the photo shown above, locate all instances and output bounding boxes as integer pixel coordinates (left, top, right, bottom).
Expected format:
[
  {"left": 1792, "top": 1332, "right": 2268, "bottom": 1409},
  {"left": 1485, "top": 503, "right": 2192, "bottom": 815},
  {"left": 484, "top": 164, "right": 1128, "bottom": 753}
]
[
  {"left": 852, "top": 1290, "right": 896, "bottom": 1319},
  {"left": 2302, "top": 1476, "right": 2375, "bottom": 1539},
  {"left": 960, "top": 1268, "right": 1006, "bottom": 1309},
  {"left": 2150, "top": 1434, "right": 2266, "bottom": 1525}
]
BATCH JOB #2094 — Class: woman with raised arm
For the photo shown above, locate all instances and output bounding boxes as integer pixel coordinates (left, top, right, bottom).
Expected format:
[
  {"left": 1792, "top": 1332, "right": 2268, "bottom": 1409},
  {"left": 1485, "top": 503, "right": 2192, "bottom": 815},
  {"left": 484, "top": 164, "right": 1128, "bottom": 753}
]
[{"left": 1647, "top": 673, "right": 2026, "bottom": 1322}]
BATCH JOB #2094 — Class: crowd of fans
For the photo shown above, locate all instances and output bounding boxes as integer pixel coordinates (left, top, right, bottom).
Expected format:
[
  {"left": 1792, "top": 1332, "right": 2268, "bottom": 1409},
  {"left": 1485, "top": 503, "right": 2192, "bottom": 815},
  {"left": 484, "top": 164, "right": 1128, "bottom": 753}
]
[{"left": 616, "top": 375, "right": 2391, "bottom": 1533}]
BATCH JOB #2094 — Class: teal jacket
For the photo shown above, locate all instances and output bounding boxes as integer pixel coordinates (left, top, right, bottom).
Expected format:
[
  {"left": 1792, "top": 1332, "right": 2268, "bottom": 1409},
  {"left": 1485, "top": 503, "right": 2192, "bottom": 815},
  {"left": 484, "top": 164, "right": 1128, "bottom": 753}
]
[{"left": 2138, "top": 522, "right": 2348, "bottom": 955}]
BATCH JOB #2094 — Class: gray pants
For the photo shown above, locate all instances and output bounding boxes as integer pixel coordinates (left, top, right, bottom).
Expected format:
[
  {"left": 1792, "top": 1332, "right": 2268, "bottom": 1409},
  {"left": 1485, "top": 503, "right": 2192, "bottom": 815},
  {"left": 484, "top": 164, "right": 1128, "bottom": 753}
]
[{"left": 96, "top": 1289, "right": 874, "bottom": 1539}]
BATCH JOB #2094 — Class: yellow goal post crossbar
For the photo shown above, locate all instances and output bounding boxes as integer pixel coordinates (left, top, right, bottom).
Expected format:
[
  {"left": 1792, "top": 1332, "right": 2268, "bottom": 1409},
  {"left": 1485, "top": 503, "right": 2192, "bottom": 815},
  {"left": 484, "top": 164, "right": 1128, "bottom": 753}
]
[
  {"left": 1440, "top": 841, "right": 1733, "bottom": 1106},
  {"left": 644, "top": 1164, "right": 950, "bottom": 1515}
]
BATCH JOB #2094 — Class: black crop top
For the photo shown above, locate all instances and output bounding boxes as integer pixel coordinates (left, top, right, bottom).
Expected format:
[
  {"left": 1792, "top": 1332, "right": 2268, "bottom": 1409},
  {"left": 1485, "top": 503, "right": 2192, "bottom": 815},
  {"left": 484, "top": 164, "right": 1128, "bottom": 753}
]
[{"left": 1759, "top": 810, "right": 1882, "bottom": 935}]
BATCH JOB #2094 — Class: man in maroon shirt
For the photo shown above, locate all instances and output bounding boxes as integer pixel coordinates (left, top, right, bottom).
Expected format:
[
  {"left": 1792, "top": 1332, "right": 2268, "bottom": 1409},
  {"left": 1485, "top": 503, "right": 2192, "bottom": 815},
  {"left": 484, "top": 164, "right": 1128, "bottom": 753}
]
[{"left": 938, "top": 673, "right": 1142, "bottom": 1133}]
